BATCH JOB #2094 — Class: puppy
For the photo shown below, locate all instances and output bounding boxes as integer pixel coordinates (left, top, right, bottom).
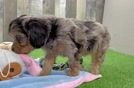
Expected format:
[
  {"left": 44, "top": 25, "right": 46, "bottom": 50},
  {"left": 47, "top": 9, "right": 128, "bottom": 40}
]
[{"left": 9, "top": 15, "right": 110, "bottom": 76}]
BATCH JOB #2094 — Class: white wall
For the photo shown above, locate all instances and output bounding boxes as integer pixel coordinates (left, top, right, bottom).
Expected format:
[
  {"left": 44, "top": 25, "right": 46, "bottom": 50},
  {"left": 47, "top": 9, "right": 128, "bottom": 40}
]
[{"left": 103, "top": 0, "right": 134, "bottom": 55}]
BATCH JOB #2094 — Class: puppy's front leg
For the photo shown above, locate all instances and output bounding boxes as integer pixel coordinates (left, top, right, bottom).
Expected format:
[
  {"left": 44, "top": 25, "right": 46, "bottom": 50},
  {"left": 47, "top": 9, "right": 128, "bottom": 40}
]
[
  {"left": 67, "top": 52, "right": 82, "bottom": 76},
  {"left": 39, "top": 51, "right": 57, "bottom": 76}
]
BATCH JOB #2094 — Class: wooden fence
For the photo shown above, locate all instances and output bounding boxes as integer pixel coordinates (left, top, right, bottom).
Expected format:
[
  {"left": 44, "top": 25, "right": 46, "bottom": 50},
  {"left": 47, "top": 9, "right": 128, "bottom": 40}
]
[{"left": 0, "top": 0, "right": 105, "bottom": 42}]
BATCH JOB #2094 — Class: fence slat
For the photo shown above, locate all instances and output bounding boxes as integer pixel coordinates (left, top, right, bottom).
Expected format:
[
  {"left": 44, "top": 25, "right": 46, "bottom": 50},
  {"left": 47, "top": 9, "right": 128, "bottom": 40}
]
[
  {"left": 29, "top": 0, "right": 43, "bottom": 16},
  {"left": 85, "top": 0, "right": 96, "bottom": 21},
  {"left": 0, "top": 0, "right": 3, "bottom": 42},
  {"left": 43, "top": 0, "right": 55, "bottom": 15},
  {"left": 85, "top": 0, "right": 105, "bottom": 22},
  {"left": 66, "top": 0, "right": 77, "bottom": 18},
  {"left": 17, "top": 0, "right": 30, "bottom": 16},
  {"left": 95, "top": 0, "right": 105, "bottom": 23},
  {"left": 55, "top": 0, "right": 60, "bottom": 17},
  {"left": 3, "top": 0, "right": 17, "bottom": 41},
  {"left": 76, "top": 0, "right": 86, "bottom": 20}
]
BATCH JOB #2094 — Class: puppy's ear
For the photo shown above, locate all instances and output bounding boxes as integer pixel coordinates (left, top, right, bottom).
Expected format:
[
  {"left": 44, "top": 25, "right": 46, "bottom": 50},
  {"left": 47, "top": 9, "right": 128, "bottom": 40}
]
[
  {"left": 19, "top": 14, "right": 27, "bottom": 17},
  {"left": 9, "top": 15, "right": 27, "bottom": 32},
  {"left": 25, "top": 20, "right": 49, "bottom": 48}
]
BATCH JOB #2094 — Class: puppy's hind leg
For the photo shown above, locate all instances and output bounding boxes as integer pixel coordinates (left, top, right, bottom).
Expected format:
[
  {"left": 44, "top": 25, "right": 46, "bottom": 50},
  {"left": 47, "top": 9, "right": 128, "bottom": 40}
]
[
  {"left": 90, "top": 32, "right": 110, "bottom": 74},
  {"left": 90, "top": 47, "right": 106, "bottom": 75}
]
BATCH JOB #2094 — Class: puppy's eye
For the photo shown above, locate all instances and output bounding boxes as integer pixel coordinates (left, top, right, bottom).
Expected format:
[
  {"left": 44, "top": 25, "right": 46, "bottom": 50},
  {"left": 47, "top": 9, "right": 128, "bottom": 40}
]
[
  {"left": 16, "top": 35, "right": 23, "bottom": 43},
  {"left": 15, "top": 35, "right": 27, "bottom": 45}
]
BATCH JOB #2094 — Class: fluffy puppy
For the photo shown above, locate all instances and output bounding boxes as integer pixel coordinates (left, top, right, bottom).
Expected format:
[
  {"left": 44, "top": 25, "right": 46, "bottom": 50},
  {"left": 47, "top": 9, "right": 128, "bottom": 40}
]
[{"left": 9, "top": 15, "right": 110, "bottom": 76}]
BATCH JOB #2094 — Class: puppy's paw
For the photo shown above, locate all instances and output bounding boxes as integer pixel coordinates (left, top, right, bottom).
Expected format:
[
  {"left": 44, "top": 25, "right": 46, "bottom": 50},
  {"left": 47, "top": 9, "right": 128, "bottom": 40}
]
[
  {"left": 39, "top": 71, "right": 49, "bottom": 76},
  {"left": 90, "top": 69, "right": 100, "bottom": 75},
  {"left": 66, "top": 68, "right": 79, "bottom": 76}
]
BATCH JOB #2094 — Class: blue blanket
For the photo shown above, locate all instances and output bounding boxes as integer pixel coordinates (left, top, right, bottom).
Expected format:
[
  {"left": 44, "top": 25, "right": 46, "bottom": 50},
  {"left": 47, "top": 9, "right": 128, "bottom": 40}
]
[{"left": 0, "top": 70, "right": 101, "bottom": 88}]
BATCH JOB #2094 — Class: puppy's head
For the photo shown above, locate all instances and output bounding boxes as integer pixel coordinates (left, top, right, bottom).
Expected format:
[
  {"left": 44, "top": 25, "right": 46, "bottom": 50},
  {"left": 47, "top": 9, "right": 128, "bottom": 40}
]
[{"left": 9, "top": 15, "right": 51, "bottom": 54}]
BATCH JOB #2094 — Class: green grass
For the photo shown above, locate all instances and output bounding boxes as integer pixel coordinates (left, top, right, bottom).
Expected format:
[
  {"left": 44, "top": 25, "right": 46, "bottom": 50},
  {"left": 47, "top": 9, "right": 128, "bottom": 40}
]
[{"left": 30, "top": 49, "right": 134, "bottom": 88}]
